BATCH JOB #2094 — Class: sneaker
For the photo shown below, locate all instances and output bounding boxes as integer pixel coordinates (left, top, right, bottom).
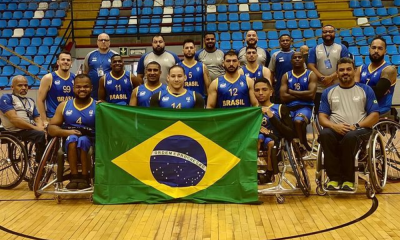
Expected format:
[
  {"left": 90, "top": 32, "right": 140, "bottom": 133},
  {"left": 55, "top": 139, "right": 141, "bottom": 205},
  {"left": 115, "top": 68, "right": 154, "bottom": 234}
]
[
  {"left": 341, "top": 181, "right": 355, "bottom": 191},
  {"left": 326, "top": 181, "right": 340, "bottom": 190},
  {"left": 66, "top": 181, "right": 78, "bottom": 189}
]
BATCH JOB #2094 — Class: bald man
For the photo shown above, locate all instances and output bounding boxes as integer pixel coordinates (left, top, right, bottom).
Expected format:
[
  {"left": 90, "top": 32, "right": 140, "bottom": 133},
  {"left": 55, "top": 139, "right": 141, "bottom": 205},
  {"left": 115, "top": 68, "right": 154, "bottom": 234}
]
[{"left": 0, "top": 75, "right": 46, "bottom": 163}]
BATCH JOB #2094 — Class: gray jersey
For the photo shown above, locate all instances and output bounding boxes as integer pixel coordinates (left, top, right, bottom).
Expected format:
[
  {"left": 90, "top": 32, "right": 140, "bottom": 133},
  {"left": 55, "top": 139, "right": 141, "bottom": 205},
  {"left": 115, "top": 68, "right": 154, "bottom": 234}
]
[
  {"left": 237, "top": 46, "right": 270, "bottom": 67},
  {"left": 0, "top": 94, "right": 37, "bottom": 131},
  {"left": 195, "top": 49, "right": 225, "bottom": 81},
  {"left": 308, "top": 43, "right": 348, "bottom": 93},
  {"left": 319, "top": 83, "right": 379, "bottom": 125}
]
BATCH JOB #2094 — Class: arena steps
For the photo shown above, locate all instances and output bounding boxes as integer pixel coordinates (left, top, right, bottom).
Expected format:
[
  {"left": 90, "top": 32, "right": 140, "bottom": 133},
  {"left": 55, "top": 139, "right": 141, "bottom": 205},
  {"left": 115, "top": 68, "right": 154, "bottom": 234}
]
[{"left": 315, "top": 1, "right": 357, "bottom": 28}]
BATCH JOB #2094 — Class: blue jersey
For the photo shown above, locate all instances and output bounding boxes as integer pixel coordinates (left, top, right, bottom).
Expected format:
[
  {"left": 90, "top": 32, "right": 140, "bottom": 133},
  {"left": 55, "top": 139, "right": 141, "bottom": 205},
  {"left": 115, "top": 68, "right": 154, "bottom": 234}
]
[
  {"left": 268, "top": 50, "right": 294, "bottom": 97},
  {"left": 45, "top": 72, "right": 75, "bottom": 118},
  {"left": 286, "top": 69, "right": 314, "bottom": 107},
  {"left": 83, "top": 49, "right": 118, "bottom": 100},
  {"left": 178, "top": 61, "right": 206, "bottom": 98},
  {"left": 62, "top": 98, "right": 96, "bottom": 136},
  {"left": 242, "top": 64, "right": 264, "bottom": 81},
  {"left": 158, "top": 88, "right": 196, "bottom": 109},
  {"left": 216, "top": 75, "right": 251, "bottom": 108},
  {"left": 261, "top": 104, "right": 283, "bottom": 139},
  {"left": 359, "top": 62, "right": 396, "bottom": 114},
  {"left": 136, "top": 83, "right": 167, "bottom": 107},
  {"left": 104, "top": 71, "right": 133, "bottom": 105}
]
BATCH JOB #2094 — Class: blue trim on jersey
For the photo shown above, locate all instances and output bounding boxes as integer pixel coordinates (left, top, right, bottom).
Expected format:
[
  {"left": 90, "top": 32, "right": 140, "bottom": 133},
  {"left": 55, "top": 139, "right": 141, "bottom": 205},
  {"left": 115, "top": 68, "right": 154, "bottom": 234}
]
[
  {"left": 136, "top": 83, "right": 167, "bottom": 107},
  {"left": 104, "top": 71, "right": 133, "bottom": 105},
  {"left": 286, "top": 69, "right": 314, "bottom": 107},
  {"left": 158, "top": 87, "right": 196, "bottom": 108},
  {"left": 62, "top": 98, "right": 96, "bottom": 135},
  {"left": 178, "top": 61, "right": 206, "bottom": 97},
  {"left": 46, "top": 72, "right": 75, "bottom": 118},
  {"left": 242, "top": 65, "right": 263, "bottom": 80},
  {"left": 216, "top": 75, "right": 251, "bottom": 108}
]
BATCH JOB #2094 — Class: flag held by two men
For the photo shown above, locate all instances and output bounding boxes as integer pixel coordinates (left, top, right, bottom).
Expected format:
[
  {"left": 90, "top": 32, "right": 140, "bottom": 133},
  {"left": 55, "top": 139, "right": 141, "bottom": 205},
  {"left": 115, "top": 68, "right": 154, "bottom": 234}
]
[{"left": 94, "top": 103, "right": 262, "bottom": 204}]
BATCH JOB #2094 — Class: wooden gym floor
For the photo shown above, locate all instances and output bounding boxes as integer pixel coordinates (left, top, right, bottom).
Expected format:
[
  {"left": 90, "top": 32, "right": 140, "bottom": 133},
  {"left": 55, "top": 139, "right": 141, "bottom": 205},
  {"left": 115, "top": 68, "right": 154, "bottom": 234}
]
[{"left": 0, "top": 165, "right": 400, "bottom": 240}]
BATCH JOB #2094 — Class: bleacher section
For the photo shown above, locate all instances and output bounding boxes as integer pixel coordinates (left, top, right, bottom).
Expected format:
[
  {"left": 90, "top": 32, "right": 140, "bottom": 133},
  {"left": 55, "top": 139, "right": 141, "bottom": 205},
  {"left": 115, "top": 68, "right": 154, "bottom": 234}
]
[{"left": 0, "top": 0, "right": 68, "bottom": 88}]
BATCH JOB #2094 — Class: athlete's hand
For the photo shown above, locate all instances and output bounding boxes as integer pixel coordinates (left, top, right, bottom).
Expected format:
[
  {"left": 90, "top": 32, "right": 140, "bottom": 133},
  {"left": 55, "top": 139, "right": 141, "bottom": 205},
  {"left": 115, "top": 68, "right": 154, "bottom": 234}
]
[
  {"left": 331, "top": 123, "right": 352, "bottom": 135},
  {"left": 261, "top": 107, "right": 274, "bottom": 118},
  {"left": 260, "top": 126, "right": 270, "bottom": 135},
  {"left": 69, "top": 130, "right": 82, "bottom": 136},
  {"left": 96, "top": 100, "right": 105, "bottom": 104}
]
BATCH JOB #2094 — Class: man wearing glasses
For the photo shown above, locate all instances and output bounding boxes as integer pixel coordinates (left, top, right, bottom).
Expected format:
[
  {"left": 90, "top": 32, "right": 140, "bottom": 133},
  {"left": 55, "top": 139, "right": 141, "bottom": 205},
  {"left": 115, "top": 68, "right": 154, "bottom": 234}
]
[
  {"left": 137, "top": 35, "right": 181, "bottom": 84},
  {"left": 307, "top": 25, "right": 348, "bottom": 113},
  {"left": 83, "top": 33, "right": 118, "bottom": 100}
]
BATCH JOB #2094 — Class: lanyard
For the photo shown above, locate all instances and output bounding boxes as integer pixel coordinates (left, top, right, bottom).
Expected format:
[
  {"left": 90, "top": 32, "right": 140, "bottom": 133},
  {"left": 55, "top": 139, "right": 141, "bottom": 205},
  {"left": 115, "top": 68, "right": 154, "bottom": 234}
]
[
  {"left": 13, "top": 94, "right": 33, "bottom": 121},
  {"left": 323, "top": 45, "right": 332, "bottom": 58}
]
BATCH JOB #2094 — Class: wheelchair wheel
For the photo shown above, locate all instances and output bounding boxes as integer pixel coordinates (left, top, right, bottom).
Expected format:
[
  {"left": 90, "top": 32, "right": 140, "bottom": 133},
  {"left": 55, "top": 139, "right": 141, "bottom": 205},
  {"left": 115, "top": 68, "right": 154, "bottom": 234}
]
[
  {"left": 315, "top": 145, "right": 327, "bottom": 196},
  {"left": 33, "top": 137, "right": 59, "bottom": 198},
  {"left": 287, "top": 141, "right": 310, "bottom": 196},
  {"left": 0, "top": 134, "right": 28, "bottom": 189},
  {"left": 368, "top": 131, "right": 387, "bottom": 193},
  {"left": 374, "top": 120, "right": 400, "bottom": 181},
  {"left": 24, "top": 142, "right": 37, "bottom": 182}
]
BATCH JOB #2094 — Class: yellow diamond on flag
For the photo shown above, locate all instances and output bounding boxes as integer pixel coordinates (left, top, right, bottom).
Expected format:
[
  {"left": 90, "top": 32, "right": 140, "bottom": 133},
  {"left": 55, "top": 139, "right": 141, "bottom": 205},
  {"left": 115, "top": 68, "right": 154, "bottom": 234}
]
[{"left": 112, "top": 121, "right": 241, "bottom": 199}]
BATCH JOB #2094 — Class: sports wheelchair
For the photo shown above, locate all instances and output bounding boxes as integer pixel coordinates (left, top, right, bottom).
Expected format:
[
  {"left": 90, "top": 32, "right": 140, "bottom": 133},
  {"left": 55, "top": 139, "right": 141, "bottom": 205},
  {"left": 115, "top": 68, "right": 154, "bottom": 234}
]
[
  {"left": 33, "top": 137, "right": 94, "bottom": 203},
  {"left": 258, "top": 138, "right": 311, "bottom": 204},
  {"left": 315, "top": 129, "right": 387, "bottom": 198},
  {"left": 0, "top": 125, "right": 39, "bottom": 189}
]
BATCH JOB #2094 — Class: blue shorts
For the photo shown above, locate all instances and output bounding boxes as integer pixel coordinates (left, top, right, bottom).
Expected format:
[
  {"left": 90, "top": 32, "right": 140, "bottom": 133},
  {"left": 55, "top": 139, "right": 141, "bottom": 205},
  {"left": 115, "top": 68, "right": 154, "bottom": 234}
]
[
  {"left": 290, "top": 107, "right": 312, "bottom": 123},
  {"left": 258, "top": 134, "right": 274, "bottom": 149},
  {"left": 65, "top": 135, "right": 93, "bottom": 152}
]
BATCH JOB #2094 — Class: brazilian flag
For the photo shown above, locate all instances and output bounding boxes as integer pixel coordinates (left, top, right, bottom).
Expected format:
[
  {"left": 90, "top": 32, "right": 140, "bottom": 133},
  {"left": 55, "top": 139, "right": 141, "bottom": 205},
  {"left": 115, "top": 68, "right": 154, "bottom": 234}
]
[{"left": 94, "top": 103, "right": 262, "bottom": 204}]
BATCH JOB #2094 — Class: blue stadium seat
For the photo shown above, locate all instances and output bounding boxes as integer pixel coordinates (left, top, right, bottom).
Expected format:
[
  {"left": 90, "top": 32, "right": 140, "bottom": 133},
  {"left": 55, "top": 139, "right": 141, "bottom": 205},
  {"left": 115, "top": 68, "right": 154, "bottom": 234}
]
[
  {"left": 282, "top": 2, "right": 292, "bottom": 10},
  {"left": 207, "top": 14, "right": 216, "bottom": 22},
  {"left": 99, "top": 9, "right": 109, "bottom": 17},
  {"left": 2, "top": 12, "right": 12, "bottom": 20},
  {"left": 36, "top": 28, "right": 47, "bottom": 37},
  {"left": 372, "top": 0, "right": 383, "bottom": 7},
  {"left": 13, "top": 11, "right": 23, "bottom": 19},
  {"left": 165, "top": 0, "right": 174, "bottom": 6},
  {"left": 238, "top": 0, "right": 248, "bottom": 3},
  {"left": 172, "top": 16, "right": 183, "bottom": 24},
  {"left": 143, "top": 7, "right": 152, "bottom": 15},
  {"left": 293, "top": 39, "right": 304, "bottom": 48},
  {"left": 14, "top": 47, "right": 25, "bottom": 56},
  {"left": 249, "top": 4, "right": 260, "bottom": 11},
  {"left": 105, "top": 26, "right": 116, "bottom": 34},
  {"left": 7, "top": 19, "right": 18, "bottom": 28},
  {"left": 96, "top": 19, "right": 106, "bottom": 26},
  {"left": 31, "top": 37, "right": 42, "bottom": 47},
  {"left": 291, "top": 30, "right": 302, "bottom": 39},
  {"left": 375, "top": 26, "right": 386, "bottom": 35},
  {"left": 275, "top": 20, "right": 286, "bottom": 30},
  {"left": 45, "top": 10, "right": 55, "bottom": 18},
  {"left": 7, "top": 3, "right": 17, "bottom": 11},
  {"left": 241, "top": 22, "right": 251, "bottom": 30},
  {"left": 0, "top": 77, "right": 8, "bottom": 89},
  {"left": 2, "top": 29, "right": 12, "bottom": 38},
  {"left": 353, "top": 8, "right": 364, "bottom": 17},
  {"left": 388, "top": 7, "right": 399, "bottom": 15},
  {"left": 260, "top": 3, "right": 270, "bottom": 11},
  {"left": 257, "top": 31, "right": 266, "bottom": 40},
  {"left": 185, "top": 6, "right": 195, "bottom": 14},
  {"left": 303, "top": 29, "right": 314, "bottom": 38},
  {"left": 28, "top": 3, "right": 38, "bottom": 10},
  {"left": 217, "top": 5, "right": 227, "bottom": 13},
  {"left": 285, "top": 11, "right": 295, "bottom": 19},
  {"left": 305, "top": 2, "right": 315, "bottom": 9},
  {"left": 298, "top": 20, "right": 309, "bottom": 29},
  {"left": 360, "top": 46, "right": 369, "bottom": 56},
  {"left": 28, "top": 65, "right": 40, "bottom": 76},
  {"left": 49, "top": 2, "right": 59, "bottom": 10},
  {"left": 1, "top": 48, "right": 12, "bottom": 57},
  {"left": 363, "top": 27, "right": 375, "bottom": 36},
  {"left": 253, "top": 21, "right": 263, "bottom": 30},
  {"left": 388, "top": 26, "right": 399, "bottom": 35},
  {"left": 24, "top": 11, "right": 34, "bottom": 19},
  {"left": 42, "top": 37, "right": 53, "bottom": 46},
  {"left": 262, "top": 12, "right": 272, "bottom": 20},
  {"left": 287, "top": 20, "right": 297, "bottom": 29},
  {"left": 51, "top": 18, "right": 62, "bottom": 27},
  {"left": 232, "top": 32, "right": 242, "bottom": 41},
  {"left": 271, "top": 3, "right": 282, "bottom": 11},
  {"left": 230, "top": 22, "right": 240, "bottom": 31},
  {"left": 110, "top": 8, "right": 119, "bottom": 16},
  {"left": 376, "top": 8, "right": 388, "bottom": 16},
  {"left": 392, "top": 55, "right": 400, "bottom": 65},
  {"left": 41, "top": 19, "right": 51, "bottom": 27},
  {"left": 343, "top": 37, "right": 354, "bottom": 44},
  {"left": 269, "top": 40, "right": 279, "bottom": 48},
  {"left": 356, "top": 37, "right": 368, "bottom": 46},
  {"left": 0, "top": 20, "right": 5, "bottom": 28},
  {"left": 218, "top": 23, "right": 228, "bottom": 31},
  {"left": 228, "top": 0, "right": 237, "bottom": 3},
  {"left": 151, "top": 17, "right": 162, "bottom": 24},
  {"left": 258, "top": 40, "right": 267, "bottom": 49},
  {"left": 206, "top": 23, "right": 217, "bottom": 32},
  {"left": 273, "top": 12, "right": 283, "bottom": 20},
  {"left": 125, "top": 26, "right": 136, "bottom": 34},
  {"left": 116, "top": 27, "right": 126, "bottom": 35},
  {"left": 393, "top": 36, "right": 400, "bottom": 44},
  {"left": 360, "top": 0, "right": 371, "bottom": 7},
  {"left": 19, "top": 19, "right": 29, "bottom": 28},
  {"left": 395, "top": 0, "right": 400, "bottom": 6},
  {"left": 296, "top": 11, "right": 307, "bottom": 19},
  {"left": 384, "top": 55, "right": 392, "bottom": 64},
  {"left": 150, "top": 25, "right": 160, "bottom": 34},
  {"left": 122, "top": 0, "right": 132, "bottom": 7},
  {"left": 38, "top": 46, "right": 50, "bottom": 55},
  {"left": 381, "top": 18, "right": 393, "bottom": 26},
  {"left": 217, "top": 13, "right": 228, "bottom": 22},
  {"left": 369, "top": 17, "right": 381, "bottom": 26},
  {"left": 310, "top": 19, "right": 321, "bottom": 28},
  {"left": 349, "top": 0, "right": 360, "bottom": 8},
  {"left": 348, "top": 46, "right": 360, "bottom": 56},
  {"left": 366, "top": 8, "right": 378, "bottom": 16},
  {"left": 220, "top": 32, "right": 231, "bottom": 41},
  {"left": 20, "top": 38, "right": 30, "bottom": 47},
  {"left": 26, "top": 46, "right": 37, "bottom": 56},
  {"left": 267, "top": 31, "right": 278, "bottom": 40},
  {"left": 279, "top": 30, "right": 290, "bottom": 37},
  {"left": 1, "top": 66, "right": 14, "bottom": 77},
  {"left": 307, "top": 10, "right": 318, "bottom": 19},
  {"left": 220, "top": 41, "right": 231, "bottom": 51},
  {"left": 306, "top": 39, "right": 317, "bottom": 48},
  {"left": 351, "top": 27, "right": 363, "bottom": 37},
  {"left": 29, "top": 19, "right": 40, "bottom": 28},
  {"left": 294, "top": 2, "right": 304, "bottom": 10},
  {"left": 393, "top": 16, "right": 400, "bottom": 25},
  {"left": 240, "top": 13, "right": 250, "bottom": 21},
  {"left": 8, "top": 38, "right": 18, "bottom": 47},
  {"left": 231, "top": 41, "right": 242, "bottom": 50},
  {"left": 387, "top": 45, "right": 398, "bottom": 55}
]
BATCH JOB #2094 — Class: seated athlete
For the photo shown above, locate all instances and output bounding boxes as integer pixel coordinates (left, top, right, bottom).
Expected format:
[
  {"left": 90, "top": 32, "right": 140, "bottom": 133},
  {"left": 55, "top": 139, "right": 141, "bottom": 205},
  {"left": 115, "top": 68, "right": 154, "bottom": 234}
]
[
  {"left": 130, "top": 61, "right": 167, "bottom": 107},
  {"left": 150, "top": 65, "right": 204, "bottom": 108},
  {"left": 98, "top": 54, "right": 141, "bottom": 105},
  {"left": 280, "top": 52, "right": 317, "bottom": 152},
  {"left": 254, "top": 78, "right": 294, "bottom": 183},
  {"left": 48, "top": 74, "right": 96, "bottom": 190}
]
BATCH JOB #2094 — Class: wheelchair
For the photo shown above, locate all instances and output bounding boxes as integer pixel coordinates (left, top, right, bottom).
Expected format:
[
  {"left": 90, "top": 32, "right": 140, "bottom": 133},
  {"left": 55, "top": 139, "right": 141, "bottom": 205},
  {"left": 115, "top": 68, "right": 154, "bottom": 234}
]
[
  {"left": 258, "top": 138, "right": 311, "bottom": 204},
  {"left": 373, "top": 116, "right": 400, "bottom": 181},
  {"left": 0, "top": 126, "right": 38, "bottom": 189},
  {"left": 315, "top": 129, "right": 387, "bottom": 198},
  {"left": 33, "top": 137, "right": 94, "bottom": 203}
]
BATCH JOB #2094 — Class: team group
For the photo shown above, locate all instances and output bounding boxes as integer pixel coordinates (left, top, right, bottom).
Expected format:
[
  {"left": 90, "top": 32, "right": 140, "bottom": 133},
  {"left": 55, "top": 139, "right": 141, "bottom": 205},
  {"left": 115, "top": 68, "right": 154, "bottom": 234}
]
[{"left": 0, "top": 24, "right": 396, "bottom": 190}]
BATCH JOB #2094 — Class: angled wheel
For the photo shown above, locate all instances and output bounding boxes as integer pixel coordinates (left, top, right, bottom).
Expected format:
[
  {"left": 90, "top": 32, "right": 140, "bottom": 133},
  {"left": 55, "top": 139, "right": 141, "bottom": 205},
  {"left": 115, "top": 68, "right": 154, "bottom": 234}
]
[
  {"left": 368, "top": 131, "right": 387, "bottom": 193},
  {"left": 0, "top": 134, "right": 28, "bottom": 189},
  {"left": 33, "top": 137, "right": 59, "bottom": 198},
  {"left": 287, "top": 141, "right": 310, "bottom": 196},
  {"left": 373, "top": 120, "right": 400, "bottom": 181},
  {"left": 24, "top": 141, "right": 37, "bottom": 182}
]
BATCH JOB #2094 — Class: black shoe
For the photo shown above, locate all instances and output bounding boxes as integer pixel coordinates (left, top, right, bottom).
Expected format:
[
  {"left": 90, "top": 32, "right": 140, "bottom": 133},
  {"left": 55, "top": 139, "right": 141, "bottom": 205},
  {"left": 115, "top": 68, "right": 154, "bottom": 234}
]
[
  {"left": 66, "top": 174, "right": 80, "bottom": 190},
  {"left": 264, "top": 170, "right": 274, "bottom": 184},
  {"left": 77, "top": 175, "right": 91, "bottom": 190}
]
